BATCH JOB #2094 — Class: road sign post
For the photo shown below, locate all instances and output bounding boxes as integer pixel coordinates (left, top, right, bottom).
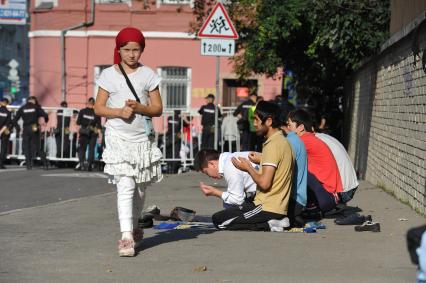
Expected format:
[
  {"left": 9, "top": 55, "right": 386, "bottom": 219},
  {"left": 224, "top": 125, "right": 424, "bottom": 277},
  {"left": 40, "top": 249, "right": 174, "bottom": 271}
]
[{"left": 198, "top": 2, "right": 238, "bottom": 150}]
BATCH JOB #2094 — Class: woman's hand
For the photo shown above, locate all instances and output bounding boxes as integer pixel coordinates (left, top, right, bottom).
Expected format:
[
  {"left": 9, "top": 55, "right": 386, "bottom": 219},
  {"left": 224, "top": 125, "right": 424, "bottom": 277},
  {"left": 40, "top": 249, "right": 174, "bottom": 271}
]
[
  {"left": 125, "top": 99, "right": 140, "bottom": 111},
  {"left": 120, "top": 106, "right": 134, "bottom": 120}
]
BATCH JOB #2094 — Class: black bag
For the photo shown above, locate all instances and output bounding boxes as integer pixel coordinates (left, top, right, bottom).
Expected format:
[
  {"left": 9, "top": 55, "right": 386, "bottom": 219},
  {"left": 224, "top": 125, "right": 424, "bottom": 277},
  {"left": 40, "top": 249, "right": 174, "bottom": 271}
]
[
  {"left": 79, "top": 126, "right": 91, "bottom": 136},
  {"left": 170, "top": 207, "right": 196, "bottom": 222}
]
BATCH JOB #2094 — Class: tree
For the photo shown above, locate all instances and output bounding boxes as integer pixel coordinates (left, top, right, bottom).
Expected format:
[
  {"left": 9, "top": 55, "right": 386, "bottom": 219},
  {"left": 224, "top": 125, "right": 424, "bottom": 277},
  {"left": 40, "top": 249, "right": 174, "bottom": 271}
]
[{"left": 190, "top": 0, "right": 390, "bottom": 102}]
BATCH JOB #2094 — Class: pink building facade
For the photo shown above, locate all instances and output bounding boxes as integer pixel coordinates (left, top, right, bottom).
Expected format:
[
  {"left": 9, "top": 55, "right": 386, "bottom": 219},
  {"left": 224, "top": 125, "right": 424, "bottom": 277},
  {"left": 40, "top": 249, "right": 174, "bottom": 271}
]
[{"left": 29, "top": 0, "right": 282, "bottom": 110}]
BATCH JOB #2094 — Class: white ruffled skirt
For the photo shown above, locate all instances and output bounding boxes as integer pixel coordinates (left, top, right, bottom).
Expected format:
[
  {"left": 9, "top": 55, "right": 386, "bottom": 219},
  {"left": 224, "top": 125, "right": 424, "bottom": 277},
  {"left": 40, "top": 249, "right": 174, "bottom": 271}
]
[{"left": 102, "top": 133, "right": 163, "bottom": 184}]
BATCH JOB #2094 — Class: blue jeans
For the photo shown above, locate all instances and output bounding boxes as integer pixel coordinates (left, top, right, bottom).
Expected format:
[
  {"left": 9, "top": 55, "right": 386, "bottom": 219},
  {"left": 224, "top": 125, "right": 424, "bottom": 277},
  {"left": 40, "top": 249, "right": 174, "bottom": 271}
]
[{"left": 307, "top": 172, "right": 337, "bottom": 213}]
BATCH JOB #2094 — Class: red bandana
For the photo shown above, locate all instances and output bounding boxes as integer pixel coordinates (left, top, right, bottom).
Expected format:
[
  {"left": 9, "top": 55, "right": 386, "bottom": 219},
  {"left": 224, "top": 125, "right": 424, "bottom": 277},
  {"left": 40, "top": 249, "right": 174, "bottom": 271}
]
[{"left": 114, "top": 27, "right": 145, "bottom": 64}]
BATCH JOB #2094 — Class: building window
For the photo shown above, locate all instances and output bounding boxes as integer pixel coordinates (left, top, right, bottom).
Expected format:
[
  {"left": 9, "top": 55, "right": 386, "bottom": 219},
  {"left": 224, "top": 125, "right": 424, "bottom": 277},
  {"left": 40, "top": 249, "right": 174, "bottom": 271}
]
[
  {"left": 156, "top": 0, "right": 194, "bottom": 8},
  {"left": 96, "top": 0, "right": 131, "bottom": 4},
  {"left": 35, "top": 0, "right": 57, "bottom": 9},
  {"left": 159, "top": 67, "right": 191, "bottom": 109},
  {"left": 161, "top": 0, "right": 192, "bottom": 4}
]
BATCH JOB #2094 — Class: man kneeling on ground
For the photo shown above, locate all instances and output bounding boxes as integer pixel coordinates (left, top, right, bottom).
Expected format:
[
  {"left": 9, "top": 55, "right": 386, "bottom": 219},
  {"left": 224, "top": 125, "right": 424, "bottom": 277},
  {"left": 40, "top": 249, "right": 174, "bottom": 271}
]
[
  {"left": 212, "top": 101, "right": 294, "bottom": 232},
  {"left": 194, "top": 149, "right": 257, "bottom": 208}
]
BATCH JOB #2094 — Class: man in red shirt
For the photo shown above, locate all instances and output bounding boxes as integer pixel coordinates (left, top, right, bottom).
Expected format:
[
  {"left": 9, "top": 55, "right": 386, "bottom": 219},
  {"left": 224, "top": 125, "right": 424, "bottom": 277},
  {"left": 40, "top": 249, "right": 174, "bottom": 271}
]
[{"left": 287, "top": 109, "right": 342, "bottom": 213}]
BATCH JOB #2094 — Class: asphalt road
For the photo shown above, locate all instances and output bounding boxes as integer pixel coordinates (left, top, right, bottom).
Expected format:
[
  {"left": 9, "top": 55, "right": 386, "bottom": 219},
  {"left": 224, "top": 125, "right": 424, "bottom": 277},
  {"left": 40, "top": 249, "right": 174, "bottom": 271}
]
[
  {"left": 0, "top": 166, "right": 114, "bottom": 213},
  {"left": 0, "top": 169, "right": 424, "bottom": 282}
]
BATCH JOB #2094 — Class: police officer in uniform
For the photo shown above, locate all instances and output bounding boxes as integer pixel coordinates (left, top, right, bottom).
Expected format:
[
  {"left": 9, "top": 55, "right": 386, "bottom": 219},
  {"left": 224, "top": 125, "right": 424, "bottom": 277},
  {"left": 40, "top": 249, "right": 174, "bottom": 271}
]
[
  {"left": 198, "top": 93, "right": 221, "bottom": 149},
  {"left": 233, "top": 93, "right": 257, "bottom": 151},
  {"left": 0, "top": 98, "right": 11, "bottom": 169},
  {"left": 12, "top": 96, "right": 49, "bottom": 170},
  {"left": 76, "top": 97, "right": 101, "bottom": 171},
  {"left": 55, "top": 101, "right": 75, "bottom": 158}
]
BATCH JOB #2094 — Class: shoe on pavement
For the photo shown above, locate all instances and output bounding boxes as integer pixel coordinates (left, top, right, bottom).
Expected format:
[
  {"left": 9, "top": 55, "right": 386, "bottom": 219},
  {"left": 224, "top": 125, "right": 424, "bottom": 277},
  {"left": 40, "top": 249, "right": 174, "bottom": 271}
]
[
  {"left": 118, "top": 238, "right": 135, "bottom": 257},
  {"left": 142, "top": 205, "right": 160, "bottom": 216},
  {"left": 268, "top": 217, "right": 290, "bottom": 232},
  {"left": 138, "top": 216, "right": 154, "bottom": 229},
  {"left": 335, "top": 213, "right": 372, "bottom": 225},
  {"left": 354, "top": 221, "right": 380, "bottom": 232}
]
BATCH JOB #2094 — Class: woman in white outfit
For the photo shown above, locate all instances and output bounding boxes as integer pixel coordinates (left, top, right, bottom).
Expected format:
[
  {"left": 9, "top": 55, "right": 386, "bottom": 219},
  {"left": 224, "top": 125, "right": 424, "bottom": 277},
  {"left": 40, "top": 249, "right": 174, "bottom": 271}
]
[{"left": 94, "top": 27, "right": 163, "bottom": 257}]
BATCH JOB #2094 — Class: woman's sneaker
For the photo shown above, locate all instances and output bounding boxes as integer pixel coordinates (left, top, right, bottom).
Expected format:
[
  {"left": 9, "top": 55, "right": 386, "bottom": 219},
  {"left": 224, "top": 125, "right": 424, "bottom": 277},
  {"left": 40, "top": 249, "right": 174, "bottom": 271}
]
[
  {"left": 354, "top": 221, "right": 380, "bottom": 232},
  {"left": 118, "top": 239, "right": 135, "bottom": 257}
]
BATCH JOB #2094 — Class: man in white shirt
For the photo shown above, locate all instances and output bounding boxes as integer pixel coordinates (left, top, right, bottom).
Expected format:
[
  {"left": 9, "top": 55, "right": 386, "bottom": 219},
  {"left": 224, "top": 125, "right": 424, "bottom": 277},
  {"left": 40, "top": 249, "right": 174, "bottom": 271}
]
[
  {"left": 194, "top": 149, "right": 257, "bottom": 208},
  {"left": 315, "top": 132, "right": 359, "bottom": 203}
]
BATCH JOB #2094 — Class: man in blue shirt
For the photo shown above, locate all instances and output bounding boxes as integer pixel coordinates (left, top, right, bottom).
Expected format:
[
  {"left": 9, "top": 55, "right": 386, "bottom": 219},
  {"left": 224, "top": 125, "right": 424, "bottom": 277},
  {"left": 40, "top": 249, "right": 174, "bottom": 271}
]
[{"left": 281, "top": 118, "right": 308, "bottom": 227}]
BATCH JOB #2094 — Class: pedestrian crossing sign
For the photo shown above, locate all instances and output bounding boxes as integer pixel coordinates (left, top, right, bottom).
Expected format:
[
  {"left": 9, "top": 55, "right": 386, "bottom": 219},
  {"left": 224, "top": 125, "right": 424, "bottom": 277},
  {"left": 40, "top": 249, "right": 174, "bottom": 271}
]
[{"left": 198, "top": 2, "right": 238, "bottom": 39}]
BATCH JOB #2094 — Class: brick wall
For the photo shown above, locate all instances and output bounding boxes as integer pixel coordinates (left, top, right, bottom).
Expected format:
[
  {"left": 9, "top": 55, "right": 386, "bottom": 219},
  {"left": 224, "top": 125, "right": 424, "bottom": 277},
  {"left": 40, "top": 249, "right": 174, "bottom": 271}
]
[{"left": 345, "top": 23, "right": 426, "bottom": 214}]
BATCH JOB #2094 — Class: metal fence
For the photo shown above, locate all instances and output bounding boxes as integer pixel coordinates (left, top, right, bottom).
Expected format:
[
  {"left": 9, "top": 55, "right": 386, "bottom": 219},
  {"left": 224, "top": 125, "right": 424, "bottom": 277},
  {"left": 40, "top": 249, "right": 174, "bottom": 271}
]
[{"left": 3, "top": 105, "right": 238, "bottom": 171}]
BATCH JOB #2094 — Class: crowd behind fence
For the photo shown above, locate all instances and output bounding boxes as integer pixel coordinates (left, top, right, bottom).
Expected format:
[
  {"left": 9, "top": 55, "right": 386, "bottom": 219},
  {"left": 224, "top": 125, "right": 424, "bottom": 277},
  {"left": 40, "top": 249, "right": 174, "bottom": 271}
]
[{"left": 3, "top": 105, "right": 238, "bottom": 171}]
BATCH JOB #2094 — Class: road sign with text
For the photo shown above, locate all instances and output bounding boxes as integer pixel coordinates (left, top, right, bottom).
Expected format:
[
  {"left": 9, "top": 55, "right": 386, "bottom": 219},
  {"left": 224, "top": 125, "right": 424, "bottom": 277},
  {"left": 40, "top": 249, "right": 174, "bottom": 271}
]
[
  {"left": 201, "top": 38, "right": 235, "bottom": 56},
  {"left": 198, "top": 2, "right": 238, "bottom": 39}
]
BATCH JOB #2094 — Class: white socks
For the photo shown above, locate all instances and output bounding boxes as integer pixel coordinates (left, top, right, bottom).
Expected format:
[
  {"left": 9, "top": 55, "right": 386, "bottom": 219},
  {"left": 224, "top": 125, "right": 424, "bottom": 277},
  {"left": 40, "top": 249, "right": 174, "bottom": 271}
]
[{"left": 268, "top": 217, "right": 290, "bottom": 232}]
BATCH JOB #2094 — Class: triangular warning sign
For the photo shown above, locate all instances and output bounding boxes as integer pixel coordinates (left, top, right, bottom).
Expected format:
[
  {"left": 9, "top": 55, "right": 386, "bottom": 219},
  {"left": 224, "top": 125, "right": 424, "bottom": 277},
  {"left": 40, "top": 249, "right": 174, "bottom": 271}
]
[{"left": 198, "top": 2, "right": 239, "bottom": 39}]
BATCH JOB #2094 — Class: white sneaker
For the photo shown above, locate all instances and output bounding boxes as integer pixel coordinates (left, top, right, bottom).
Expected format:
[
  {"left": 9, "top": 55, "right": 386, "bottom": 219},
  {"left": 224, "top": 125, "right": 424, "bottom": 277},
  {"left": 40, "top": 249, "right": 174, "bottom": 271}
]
[
  {"left": 270, "top": 226, "right": 284, "bottom": 232},
  {"left": 268, "top": 217, "right": 290, "bottom": 232}
]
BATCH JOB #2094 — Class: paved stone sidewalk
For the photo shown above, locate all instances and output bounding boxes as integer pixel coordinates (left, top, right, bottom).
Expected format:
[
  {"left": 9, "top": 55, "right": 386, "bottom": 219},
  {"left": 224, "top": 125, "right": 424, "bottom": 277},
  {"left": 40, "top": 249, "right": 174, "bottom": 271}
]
[{"left": 0, "top": 171, "right": 424, "bottom": 283}]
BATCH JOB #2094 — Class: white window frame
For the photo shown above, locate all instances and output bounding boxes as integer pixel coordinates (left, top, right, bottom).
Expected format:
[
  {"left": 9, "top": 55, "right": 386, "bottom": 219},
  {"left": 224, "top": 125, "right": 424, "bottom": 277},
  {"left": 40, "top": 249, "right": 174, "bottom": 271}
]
[
  {"left": 158, "top": 67, "right": 191, "bottom": 109},
  {"left": 35, "top": 0, "right": 58, "bottom": 8},
  {"left": 156, "top": 0, "right": 194, "bottom": 8},
  {"left": 96, "top": 0, "right": 131, "bottom": 5}
]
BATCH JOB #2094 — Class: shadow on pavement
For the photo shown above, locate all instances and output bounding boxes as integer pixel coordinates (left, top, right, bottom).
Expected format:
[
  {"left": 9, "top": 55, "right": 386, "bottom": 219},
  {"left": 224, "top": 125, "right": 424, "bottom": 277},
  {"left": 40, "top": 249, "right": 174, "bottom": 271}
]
[{"left": 140, "top": 227, "right": 217, "bottom": 252}]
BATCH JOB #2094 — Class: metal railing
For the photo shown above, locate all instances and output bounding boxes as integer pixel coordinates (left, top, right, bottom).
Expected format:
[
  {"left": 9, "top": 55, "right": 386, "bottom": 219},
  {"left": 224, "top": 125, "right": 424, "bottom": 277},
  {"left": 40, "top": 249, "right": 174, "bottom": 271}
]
[{"left": 2, "top": 105, "right": 238, "bottom": 171}]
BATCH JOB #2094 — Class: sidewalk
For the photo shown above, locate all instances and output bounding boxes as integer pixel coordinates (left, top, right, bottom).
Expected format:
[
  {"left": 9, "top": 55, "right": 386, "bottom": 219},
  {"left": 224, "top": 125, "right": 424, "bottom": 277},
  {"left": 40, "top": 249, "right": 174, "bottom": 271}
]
[{"left": 0, "top": 170, "right": 424, "bottom": 283}]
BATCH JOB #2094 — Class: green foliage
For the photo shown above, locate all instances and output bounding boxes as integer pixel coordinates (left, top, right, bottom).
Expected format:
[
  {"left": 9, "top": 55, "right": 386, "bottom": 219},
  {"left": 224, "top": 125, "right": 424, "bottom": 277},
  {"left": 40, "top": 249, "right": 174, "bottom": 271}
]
[{"left": 191, "top": 0, "right": 390, "bottom": 98}]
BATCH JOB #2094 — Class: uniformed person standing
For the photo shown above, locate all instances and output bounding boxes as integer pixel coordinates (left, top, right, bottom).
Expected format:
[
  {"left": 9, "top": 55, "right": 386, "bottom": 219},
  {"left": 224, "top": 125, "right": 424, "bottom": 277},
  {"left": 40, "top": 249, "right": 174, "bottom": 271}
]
[
  {"left": 76, "top": 97, "right": 101, "bottom": 171},
  {"left": 55, "top": 101, "right": 73, "bottom": 158},
  {"left": 12, "top": 96, "right": 49, "bottom": 170},
  {"left": 198, "top": 93, "right": 221, "bottom": 149},
  {"left": 233, "top": 93, "right": 257, "bottom": 151},
  {"left": 0, "top": 98, "right": 11, "bottom": 169}
]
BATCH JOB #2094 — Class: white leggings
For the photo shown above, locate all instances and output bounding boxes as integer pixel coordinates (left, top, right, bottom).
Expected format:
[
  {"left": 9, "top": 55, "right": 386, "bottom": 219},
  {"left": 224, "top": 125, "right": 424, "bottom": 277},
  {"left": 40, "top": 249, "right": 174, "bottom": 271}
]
[{"left": 116, "top": 176, "right": 146, "bottom": 232}]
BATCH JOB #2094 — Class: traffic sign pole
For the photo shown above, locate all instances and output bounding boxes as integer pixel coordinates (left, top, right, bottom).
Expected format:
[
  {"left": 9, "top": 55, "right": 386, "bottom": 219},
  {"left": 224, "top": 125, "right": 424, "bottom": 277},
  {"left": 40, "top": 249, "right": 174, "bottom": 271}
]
[
  {"left": 198, "top": 2, "right": 238, "bottom": 151},
  {"left": 214, "top": 56, "right": 220, "bottom": 150}
]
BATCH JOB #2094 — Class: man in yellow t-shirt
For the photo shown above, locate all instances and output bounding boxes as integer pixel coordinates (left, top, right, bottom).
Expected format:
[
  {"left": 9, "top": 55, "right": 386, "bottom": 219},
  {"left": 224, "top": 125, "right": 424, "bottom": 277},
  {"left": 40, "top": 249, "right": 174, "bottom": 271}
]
[{"left": 212, "top": 101, "right": 294, "bottom": 231}]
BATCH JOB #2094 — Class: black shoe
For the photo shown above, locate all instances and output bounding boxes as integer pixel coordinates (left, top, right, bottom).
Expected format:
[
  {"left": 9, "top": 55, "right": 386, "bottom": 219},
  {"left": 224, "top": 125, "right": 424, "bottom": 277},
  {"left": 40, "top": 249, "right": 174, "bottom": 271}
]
[
  {"left": 142, "top": 205, "right": 161, "bottom": 216},
  {"left": 335, "top": 213, "right": 372, "bottom": 225},
  {"left": 354, "top": 221, "right": 380, "bottom": 232},
  {"left": 0, "top": 165, "right": 6, "bottom": 169},
  {"left": 87, "top": 164, "right": 92, "bottom": 172},
  {"left": 138, "top": 215, "right": 154, "bottom": 229}
]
